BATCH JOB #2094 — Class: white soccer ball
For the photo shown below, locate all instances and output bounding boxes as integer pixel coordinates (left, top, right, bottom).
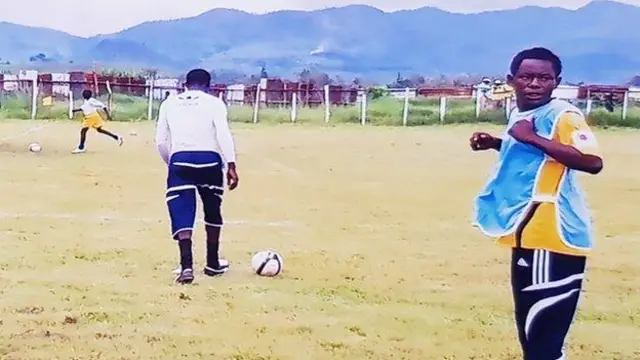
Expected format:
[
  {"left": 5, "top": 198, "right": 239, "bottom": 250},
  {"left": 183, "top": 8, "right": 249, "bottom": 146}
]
[
  {"left": 251, "top": 250, "right": 283, "bottom": 277},
  {"left": 28, "top": 142, "right": 42, "bottom": 153}
]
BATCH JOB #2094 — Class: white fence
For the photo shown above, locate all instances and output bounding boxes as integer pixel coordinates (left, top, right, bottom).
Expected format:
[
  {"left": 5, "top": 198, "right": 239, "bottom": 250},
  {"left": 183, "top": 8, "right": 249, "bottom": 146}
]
[{"left": 2, "top": 77, "right": 639, "bottom": 124}]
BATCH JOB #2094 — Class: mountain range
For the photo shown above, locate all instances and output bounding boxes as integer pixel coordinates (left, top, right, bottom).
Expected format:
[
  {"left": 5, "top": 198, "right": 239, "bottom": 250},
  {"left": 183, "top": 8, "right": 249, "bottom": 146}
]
[{"left": 0, "top": 0, "right": 639, "bottom": 84}]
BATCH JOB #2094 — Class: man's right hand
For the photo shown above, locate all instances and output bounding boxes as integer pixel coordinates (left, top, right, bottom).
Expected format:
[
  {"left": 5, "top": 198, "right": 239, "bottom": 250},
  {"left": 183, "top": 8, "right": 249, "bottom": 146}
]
[
  {"left": 470, "top": 132, "right": 500, "bottom": 151},
  {"left": 226, "top": 163, "right": 239, "bottom": 190}
]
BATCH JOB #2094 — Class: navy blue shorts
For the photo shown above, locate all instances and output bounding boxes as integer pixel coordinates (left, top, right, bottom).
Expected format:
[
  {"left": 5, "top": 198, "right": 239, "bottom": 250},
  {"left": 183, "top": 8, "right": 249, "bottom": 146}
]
[
  {"left": 511, "top": 248, "right": 586, "bottom": 360},
  {"left": 165, "top": 151, "right": 225, "bottom": 240}
]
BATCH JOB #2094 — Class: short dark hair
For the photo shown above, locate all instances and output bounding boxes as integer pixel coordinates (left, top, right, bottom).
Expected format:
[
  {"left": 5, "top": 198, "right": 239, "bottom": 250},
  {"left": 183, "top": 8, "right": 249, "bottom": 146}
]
[
  {"left": 82, "top": 89, "right": 92, "bottom": 99},
  {"left": 510, "top": 47, "right": 562, "bottom": 77},
  {"left": 185, "top": 69, "right": 211, "bottom": 87}
]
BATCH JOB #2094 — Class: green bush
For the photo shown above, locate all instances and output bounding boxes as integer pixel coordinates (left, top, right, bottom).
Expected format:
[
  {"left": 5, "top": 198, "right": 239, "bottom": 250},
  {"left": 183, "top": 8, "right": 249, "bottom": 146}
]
[{"left": 369, "top": 86, "right": 389, "bottom": 100}]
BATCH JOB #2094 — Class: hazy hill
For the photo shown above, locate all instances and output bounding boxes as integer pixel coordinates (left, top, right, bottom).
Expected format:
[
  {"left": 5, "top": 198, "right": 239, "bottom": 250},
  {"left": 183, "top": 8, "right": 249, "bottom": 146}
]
[{"left": 0, "top": 0, "right": 638, "bottom": 83}]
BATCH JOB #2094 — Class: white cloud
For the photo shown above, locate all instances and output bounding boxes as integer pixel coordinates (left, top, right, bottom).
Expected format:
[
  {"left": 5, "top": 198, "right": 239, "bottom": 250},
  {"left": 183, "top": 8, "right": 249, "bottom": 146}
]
[{"left": 1, "top": 0, "right": 639, "bottom": 36}]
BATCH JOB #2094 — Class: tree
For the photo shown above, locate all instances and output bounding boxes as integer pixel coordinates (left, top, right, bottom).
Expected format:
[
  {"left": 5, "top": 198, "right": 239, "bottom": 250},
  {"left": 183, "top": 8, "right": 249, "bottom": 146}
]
[
  {"left": 296, "top": 67, "right": 331, "bottom": 86},
  {"left": 389, "top": 73, "right": 413, "bottom": 88},
  {"left": 310, "top": 71, "right": 331, "bottom": 86},
  {"left": 408, "top": 74, "right": 425, "bottom": 87},
  {"left": 298, "top": 69, "right": 311, "bottom": 83},
  {"left": 141, "top": 68, "right": 158, "bottom": 80}
]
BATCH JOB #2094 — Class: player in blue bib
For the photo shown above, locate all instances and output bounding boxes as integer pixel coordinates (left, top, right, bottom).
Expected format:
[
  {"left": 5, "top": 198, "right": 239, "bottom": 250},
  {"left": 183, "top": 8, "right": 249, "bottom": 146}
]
[{"left": 471, "top": 47, "right": 604, "bottom": 360}]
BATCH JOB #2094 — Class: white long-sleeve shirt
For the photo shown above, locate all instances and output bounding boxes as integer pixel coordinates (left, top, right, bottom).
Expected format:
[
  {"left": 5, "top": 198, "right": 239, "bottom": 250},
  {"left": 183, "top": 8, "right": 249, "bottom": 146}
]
[{"left": 155, "top": 90, "right": 236, "bottom": 165}]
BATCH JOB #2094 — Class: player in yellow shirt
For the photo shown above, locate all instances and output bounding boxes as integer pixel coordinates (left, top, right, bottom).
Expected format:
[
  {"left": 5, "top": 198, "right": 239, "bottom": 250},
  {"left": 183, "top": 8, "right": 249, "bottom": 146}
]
[
  {"left": 471, "top": 47, "right": 603, "bottom": 360},
  {"left": 71, "top": 89, "right": 123, "bottom": 154}
]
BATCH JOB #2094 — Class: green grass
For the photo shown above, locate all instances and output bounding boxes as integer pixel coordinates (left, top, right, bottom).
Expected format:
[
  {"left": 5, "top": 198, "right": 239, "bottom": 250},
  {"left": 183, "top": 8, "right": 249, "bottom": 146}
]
[
  {"left": 1, "top": 92, "right": 640, "bottom": 128},
  {"left": 1, "top": 121, "right": 638, "bottom": 359}
]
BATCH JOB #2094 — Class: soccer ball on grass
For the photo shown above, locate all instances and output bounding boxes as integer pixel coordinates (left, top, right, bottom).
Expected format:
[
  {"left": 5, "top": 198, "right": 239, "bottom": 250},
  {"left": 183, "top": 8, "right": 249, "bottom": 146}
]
[
  {"left": 251, "top": 250, "right": 283, "bottom": 277},
  {"left": 28, "top": 142, "right": 42, "bottom": 153}
]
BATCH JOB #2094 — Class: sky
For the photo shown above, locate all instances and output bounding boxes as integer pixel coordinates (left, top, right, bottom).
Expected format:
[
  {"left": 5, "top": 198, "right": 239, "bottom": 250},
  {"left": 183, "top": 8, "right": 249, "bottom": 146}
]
[{"left": 1, "top": 0, "right": 639, "bottom": 37}]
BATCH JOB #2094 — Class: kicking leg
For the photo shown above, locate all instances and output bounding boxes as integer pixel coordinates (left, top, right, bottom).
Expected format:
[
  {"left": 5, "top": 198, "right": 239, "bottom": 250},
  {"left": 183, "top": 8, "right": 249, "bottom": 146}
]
[
  {"left": 96, "top": 127, "right": 123, "bottom": 146},
  {"left": 72, "top": 127, "right": 89, "bottom": 153},
  {"left": 512, "top": 248, "right": 586, "bottom": 360}
]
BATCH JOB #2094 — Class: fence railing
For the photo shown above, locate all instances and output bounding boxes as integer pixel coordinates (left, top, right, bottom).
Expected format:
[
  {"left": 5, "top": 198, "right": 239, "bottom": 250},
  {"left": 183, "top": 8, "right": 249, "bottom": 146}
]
[{"left": 1, "top": 79, "right": 639, "bottom": 125}]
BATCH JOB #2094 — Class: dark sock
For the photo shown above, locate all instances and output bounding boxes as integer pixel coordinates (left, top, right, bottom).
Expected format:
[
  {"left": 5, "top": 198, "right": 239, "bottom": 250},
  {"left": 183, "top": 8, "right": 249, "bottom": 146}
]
[
  {"left": 79, "top": 129, "right": 87, "bottom": 149},
  {"left": 206, "top": 240, "right": 220, "bottom": 268},
  {"left": 178, "top": 239, "right": 193, "bottom": 270}
]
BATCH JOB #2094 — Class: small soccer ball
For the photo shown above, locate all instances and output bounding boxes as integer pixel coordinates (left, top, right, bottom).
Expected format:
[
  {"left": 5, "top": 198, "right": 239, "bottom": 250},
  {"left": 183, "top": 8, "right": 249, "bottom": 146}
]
[
  {"left": 28, "top": 142, "right": 42, "bottom": 153},
  {"left": 251, "top": 250, "right": 283, "bottom": 277}
]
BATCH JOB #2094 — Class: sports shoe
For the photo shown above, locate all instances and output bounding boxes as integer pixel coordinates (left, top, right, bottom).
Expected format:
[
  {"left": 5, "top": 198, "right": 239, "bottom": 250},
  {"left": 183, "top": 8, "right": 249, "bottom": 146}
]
[
  {"left": 175, "top": 268, "right": 194, "bottom": 284},
  {"left": 71, "top": 147, "right": 85, "bottom": 154},
  {"left": 203, "top": 259, "right": 229, "bottom": 277},
  {"left": 117, "top": 136, "right": 124, "bottom": 146}
]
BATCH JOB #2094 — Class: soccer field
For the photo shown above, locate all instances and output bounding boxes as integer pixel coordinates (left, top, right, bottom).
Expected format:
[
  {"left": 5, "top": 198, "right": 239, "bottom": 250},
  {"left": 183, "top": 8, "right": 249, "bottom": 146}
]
[{"left": 0, "top": 120, "right": 638, "bottom": 359}]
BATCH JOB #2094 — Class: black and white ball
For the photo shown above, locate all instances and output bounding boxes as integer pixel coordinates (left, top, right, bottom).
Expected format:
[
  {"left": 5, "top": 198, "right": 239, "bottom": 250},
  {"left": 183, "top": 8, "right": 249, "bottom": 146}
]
[
  {"left": 251, "top": 250, "right": 283, "bottom": 277},
  {"left": 28, "top": 142, "right": 42, "bottom": 153}
]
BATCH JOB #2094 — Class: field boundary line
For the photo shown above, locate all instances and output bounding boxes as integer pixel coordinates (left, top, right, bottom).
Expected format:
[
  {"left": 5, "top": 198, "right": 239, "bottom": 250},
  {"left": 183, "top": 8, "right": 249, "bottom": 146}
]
[{"left": 0, "top": 212, "right": 297, "bottom": 228}]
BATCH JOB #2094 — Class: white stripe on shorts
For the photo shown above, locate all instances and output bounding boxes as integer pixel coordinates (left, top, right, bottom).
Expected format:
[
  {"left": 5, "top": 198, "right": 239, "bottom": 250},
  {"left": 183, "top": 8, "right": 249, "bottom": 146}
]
[{"left": 172, "top": 161, "right": 219, "bottom": 168}]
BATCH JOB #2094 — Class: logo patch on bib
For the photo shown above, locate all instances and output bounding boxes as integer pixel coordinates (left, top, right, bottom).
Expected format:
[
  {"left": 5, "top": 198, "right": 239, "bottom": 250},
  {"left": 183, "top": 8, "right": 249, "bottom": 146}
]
[{"left": 572, "top": 129, "right": 598, "bottom": 149}]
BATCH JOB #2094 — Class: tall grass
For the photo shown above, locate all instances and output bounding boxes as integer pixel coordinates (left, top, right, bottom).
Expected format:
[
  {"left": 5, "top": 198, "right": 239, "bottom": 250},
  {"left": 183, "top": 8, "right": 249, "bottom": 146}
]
[{"left": 1, "top": 92, "right": 640, "bottom": 128}]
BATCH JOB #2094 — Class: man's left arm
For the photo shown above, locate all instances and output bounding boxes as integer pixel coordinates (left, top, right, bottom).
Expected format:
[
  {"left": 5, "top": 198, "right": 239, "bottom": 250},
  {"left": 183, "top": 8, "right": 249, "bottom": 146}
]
[
  {"left": 212, "top": 102, "right": 236, "bottom": 166},
  {"left": 155, "top": 102, "right": 171, "bottom": 165},
  {"left": 212, "top": 100, "right": 239, "bottom": 190},
  {"left": 528, "top": 111, "right": 603, "bottom": 174}
]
